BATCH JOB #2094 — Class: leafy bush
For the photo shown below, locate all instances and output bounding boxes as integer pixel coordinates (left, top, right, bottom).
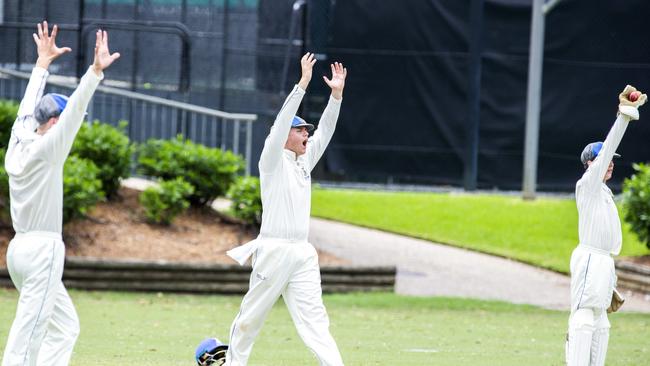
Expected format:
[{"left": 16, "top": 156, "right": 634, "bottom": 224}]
[
  {"left": 139, "top": 177, "right": 194, "bottom": 225},
  {"left": 622, "top": 163, "right": 650, "bottom": 249},
  {"left": 71, "top": 120, "right": 134, "bottom": 199},
  {"left": 227, "top": 176, "right": 262, "bottom": 225},
  {"left": 63, "top": 156, "right": 104, "bottom": 222},
  {"left": 0, "top": 100, "right": 19, "bottom": 149},
  {"left": 138, "top": 136, "right": 244, "bottom": 205},
  {"left": 0, "top": 149, "right": 10, "bottom": 225}
]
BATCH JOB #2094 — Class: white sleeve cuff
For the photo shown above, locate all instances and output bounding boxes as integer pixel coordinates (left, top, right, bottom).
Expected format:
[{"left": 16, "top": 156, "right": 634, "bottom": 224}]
[
  {"left": 86, "top": 66, "right": 104, "bottom": 81},
  {"left": 619, "top": 105, "right": 639, "bottom": 120}
]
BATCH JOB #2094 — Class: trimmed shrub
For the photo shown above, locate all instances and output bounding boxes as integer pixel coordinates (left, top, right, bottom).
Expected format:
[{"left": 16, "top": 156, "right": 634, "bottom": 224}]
[
  {"left": 0, "top": 149, "right": 10, "bottom": 225},
  {"left": 138, "top": 136, "right": 244, "bottom": 205},
  {"left": 139, "top": 177, "right": 194, "bottom": 225},
  {"left": 63, "top": 156, "right": 104, "bottom": 222},
  {"left": 227, "top": 176, "right": 262, "bottom": 225},
  {"left": 71, "top": 120, "right": 134, "bottom": 199},
  {"left": 0, "top": 100, "right": 19, "bottom": 149},
  {"left": 622, "top": 163, "right": 650, "bottom": 249}
]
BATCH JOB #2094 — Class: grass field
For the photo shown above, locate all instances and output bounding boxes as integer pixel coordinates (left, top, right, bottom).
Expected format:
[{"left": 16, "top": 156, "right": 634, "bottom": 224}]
[
  {"left": 312, "top": 188, "right": 649, "bottom": 273},
  {"left": 0, "top": 289, "right": 648, "bottom": 365}
]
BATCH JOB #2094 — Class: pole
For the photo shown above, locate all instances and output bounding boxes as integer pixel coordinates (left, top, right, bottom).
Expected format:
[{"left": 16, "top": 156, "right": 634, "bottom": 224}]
[
  {"left": 522, "top": 0, "right": 546, "bottom": 200},
  {"left": 464, "top": 0, "right": 484, "bottom": 191}
]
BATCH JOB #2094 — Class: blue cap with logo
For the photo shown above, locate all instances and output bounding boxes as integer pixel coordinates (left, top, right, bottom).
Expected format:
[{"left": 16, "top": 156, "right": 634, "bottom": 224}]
[
  {"left": 580, "top": 141, "right": 621, "bottom": 167},
  {"left": 291, "top": 116, "right": 314, "bottom": 132}
]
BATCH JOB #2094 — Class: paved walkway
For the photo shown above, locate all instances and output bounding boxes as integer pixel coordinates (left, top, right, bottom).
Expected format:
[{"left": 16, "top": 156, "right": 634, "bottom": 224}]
[{"left": 309, "top": 218, "right": 650, "bottom": 312}]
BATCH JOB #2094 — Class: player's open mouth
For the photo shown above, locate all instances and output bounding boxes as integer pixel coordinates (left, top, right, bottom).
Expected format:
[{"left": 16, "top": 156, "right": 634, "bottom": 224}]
[{"left": 302, "top": 139, "right": 307, "bottom": 147}]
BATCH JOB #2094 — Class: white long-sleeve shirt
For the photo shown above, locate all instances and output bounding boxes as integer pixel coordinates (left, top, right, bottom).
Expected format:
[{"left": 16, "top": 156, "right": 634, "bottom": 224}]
[
  {"left": 227, "top": 85, "right": 341, "bottom": 265},
  {"left": 575, "top": 113, "right": 631, "bottom": 255},
  {"left": 5, "top": 66, "right": 103, "bottom": 234},
  {"left": 258, "top": 85, "right": 341, "bottom": 241}
]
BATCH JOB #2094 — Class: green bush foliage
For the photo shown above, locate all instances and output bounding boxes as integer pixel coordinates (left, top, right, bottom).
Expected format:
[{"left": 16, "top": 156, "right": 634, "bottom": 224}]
[
  {"left": 139, "top": 177, "right": 194, "bottom": 225},
  {"left": 0, "top": 149, "right": 10, "bottom": 224},
  {"left": 63, "top": 155, "right": 104, "bottom": 222},
  {"left": 0, "top": 100, "right": 19, "bottom": 148},
  {"left": 622, "top": 163, "right": 650, "bottom": 249},
  {"left": 227, "top": 176, "right": 262, "bottom": 225},
  {"left": 71, "top": 120, "right": 134, "bottom": 199},
  {"left": 138, "top": 136, "right": 244, "bottom": 205}
]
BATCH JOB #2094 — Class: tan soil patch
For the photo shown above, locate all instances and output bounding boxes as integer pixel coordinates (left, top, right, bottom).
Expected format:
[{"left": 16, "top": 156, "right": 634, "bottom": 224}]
[{"left": 0, "top": 187, "right": 346, "bottom": 267}]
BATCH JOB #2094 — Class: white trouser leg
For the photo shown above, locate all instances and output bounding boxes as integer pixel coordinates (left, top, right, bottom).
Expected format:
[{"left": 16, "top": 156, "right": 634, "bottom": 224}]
[
  {"left": 589, "top": 310, "right": 610, "bottom": 366},
  {"left": 282, "top": 244, "right": 344, "bottom": 366},
  {"left": 225, "top": 243, "right": 292, "bottom": 366},
  {"left": 2, "top": 237, "right": 65, "bottom": 366},
  {"left": 37, "top": 284, "right": 80, "bottom": 366},
  {"left": 567, "top": 308, "right": 595, "bottom": 366}
]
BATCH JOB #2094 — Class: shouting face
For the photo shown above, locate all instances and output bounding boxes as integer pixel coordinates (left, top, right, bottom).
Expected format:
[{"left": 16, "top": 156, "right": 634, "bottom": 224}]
[{"left": 285, "top": 126, "right": 309, "bottom": 156}]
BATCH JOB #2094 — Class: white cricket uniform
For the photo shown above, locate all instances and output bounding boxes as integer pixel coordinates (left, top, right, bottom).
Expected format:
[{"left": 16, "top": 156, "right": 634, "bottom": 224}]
[
  {"left": 566, "top": 111, "right": 632, "bottom": 366},
  {"left": 2, "top": 66, "right": 103, "bottom": 366},
  {"left": 225, "top": 85, "right": 344, "bottom": 366}
]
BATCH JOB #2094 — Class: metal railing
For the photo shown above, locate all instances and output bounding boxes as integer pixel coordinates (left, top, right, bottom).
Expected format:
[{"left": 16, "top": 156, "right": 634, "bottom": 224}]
[{"left": 0, "top": 66, "right": 258, "bottom": 175}]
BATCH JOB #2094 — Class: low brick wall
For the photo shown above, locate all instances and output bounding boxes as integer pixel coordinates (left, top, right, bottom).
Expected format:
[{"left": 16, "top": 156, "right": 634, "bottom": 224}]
[
  {"left": 615, "top": 260, "right": 650, "bottom": 294},
  {"left": 0, "top": 257, "right": 396, "bottom": 294}
]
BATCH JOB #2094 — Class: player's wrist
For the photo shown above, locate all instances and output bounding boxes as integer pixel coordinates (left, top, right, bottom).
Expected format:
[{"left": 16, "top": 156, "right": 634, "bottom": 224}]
[{"left": 35, "top": 57, "right": 51, "bottom": 70}]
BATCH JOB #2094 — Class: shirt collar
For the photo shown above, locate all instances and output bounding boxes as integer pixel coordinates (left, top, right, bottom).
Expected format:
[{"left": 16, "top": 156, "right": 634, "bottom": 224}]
[{"left": 283, "top": 149, "right": 298, "bottom": 161}]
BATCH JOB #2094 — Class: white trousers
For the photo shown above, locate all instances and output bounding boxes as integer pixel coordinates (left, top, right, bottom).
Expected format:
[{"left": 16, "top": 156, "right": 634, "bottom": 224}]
[
  {"left": 225, "top": 240, "right": 344, "bottom": 366},
  {"left": 2, "top": 232, "right": 79, "bottom": 366},
  {"left": 566, "top": 245, "right": 614, "bottom": 366}
]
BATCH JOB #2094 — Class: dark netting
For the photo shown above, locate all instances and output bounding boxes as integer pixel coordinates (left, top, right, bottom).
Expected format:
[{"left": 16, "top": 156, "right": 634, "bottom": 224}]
[{"left": 1, "top": 0, "right": 649, "bottom": 190}]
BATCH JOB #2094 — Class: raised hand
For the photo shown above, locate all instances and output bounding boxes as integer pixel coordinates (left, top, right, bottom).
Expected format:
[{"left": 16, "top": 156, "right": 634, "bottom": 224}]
[
  {"left": 33, "top": 21, "right": 72, "bottom": 69},
  {"left": 323, "top": 62, "right": 347, "bottom": 100},
  {"left": 298, "top": 52, "right": 317, "bottom": 91},
  {"left": 92, "top": 29, "right": 120, "bottom": 75},
  {"left": 618, "top": 85, "right": 647, "bottom": 108}
]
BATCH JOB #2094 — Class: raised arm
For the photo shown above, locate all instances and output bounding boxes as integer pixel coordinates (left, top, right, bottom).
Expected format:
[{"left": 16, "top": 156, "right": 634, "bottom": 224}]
[
  {"left": 259, "top": 53, "right": 315, "bottom": 173},
  {"left": 15, "top": 21, "right": 71, "bottom": 124},
  {"left": 39, "top": 29, "right": 120, "bottom": 162},
  {"left": 581, "top": 85, "right": 647, "bottom": 191},
  {"left": 307, "top": 62, "right": 347, "bottom": 170}
]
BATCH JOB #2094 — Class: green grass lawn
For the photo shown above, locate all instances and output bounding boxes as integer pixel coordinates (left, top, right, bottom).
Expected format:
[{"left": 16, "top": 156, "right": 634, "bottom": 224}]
[
  {"left": 0, "top": 289, "right": 648, "bottom": 365},
  {"left": 312, "top": 188, "right": 649, "bottom": 273}
]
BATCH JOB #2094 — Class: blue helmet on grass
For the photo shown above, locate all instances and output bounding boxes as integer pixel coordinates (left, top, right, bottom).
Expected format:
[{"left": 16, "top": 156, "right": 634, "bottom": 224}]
[{"left": 195, "top": 338, "right": 228, "bottom": 366}]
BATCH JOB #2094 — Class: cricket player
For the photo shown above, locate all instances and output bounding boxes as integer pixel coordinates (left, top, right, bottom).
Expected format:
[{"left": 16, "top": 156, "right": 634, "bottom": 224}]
[
  {"left": 225, "top": 53, "right": 347, "bottom": 366},
  {"left": 2, "top": 22, "right": 119, "bottom": 366},
  {"left": 565, "top": 85, "right": 646, "bottom": 366}
]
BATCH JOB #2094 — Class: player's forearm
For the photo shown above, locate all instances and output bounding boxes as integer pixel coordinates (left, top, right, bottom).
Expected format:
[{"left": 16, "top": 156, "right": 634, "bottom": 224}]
[
  {"left": 297, "top": 77, "right": 310, "bottom": 92},
  {"left": 586, "top": 114, "right": 630, "bottom": 185},
  {"left": 45, "top": 66, "right": 103, "bottom": 160},
  {"left": 315, "top": 95, "right": 341, "bottom": 141},
  {"left": 16, "top": 67, "right": 49, "bottom": 119},
  {"left": 259, "top": 85, "right": 306, "bottom": 171},
  {"left": 307, "top": 95, "right": 341, "bottom": 168}
]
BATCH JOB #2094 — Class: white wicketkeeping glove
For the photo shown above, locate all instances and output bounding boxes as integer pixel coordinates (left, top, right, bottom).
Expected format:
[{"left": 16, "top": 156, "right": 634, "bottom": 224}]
[{"left": 618, "top": 84, "right": 647, "bottom": 120}]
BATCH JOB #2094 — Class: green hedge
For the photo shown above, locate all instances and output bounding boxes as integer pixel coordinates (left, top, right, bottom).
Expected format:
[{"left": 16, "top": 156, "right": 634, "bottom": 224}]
[
  {"left": 227, "top": 176, "right": 262, "bottom": 225},
  {"left": 138, "top": 136, "right": 244, "bottom": 205},
  {"left": 139, "top": 177, "right": 194, "bottom": 225},
  {"left": 0, "top": 100, "right": 18, "bottom": 149},
  {"left": 63, "top": 155, "right": 104, "bottom": 222},
  {"left": 71, "top": 120, "right": 134, "bottom": 199},
  {"left": 623, "top": 163, "right": 650, "bottom": 249}
]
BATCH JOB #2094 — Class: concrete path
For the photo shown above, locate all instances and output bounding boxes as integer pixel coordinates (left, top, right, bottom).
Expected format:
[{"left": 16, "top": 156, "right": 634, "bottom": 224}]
[{"left": 309, "top": 218, "right": 650, "bottom": 312}]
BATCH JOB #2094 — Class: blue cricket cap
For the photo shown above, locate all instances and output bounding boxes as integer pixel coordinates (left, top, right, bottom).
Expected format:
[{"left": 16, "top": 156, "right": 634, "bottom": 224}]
[
  {"left": 291, "top": 116, "right": 314, "bottom": 132},
  {"left": 34, "top": 93, "right": 69, "bottom": 124},
  {"left": 580, "top": 141, "right": 621, "bottom": 166},
  {"left": 195, "top": 338, "right": 228, "bottom": 365}
]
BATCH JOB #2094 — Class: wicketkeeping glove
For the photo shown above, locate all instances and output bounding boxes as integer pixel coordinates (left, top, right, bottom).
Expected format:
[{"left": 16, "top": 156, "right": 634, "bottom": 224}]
[{"left": 618, "top": 85, "right": 647, "bottom": 120}]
